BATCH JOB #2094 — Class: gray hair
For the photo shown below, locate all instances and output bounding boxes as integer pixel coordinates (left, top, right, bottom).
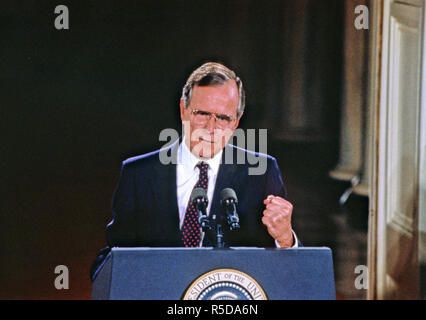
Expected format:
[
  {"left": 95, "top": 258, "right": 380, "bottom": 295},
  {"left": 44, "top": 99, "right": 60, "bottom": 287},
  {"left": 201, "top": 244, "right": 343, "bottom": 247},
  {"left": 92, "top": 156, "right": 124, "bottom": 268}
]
[{"left": 181, "top": 62, "right": 245, "bottom": 117}]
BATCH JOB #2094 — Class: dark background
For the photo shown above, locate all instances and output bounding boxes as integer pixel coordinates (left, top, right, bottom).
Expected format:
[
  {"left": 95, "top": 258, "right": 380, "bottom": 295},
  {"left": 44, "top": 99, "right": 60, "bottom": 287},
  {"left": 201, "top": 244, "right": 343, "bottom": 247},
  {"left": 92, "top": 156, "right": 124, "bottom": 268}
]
[{"left": 1, "top": 0, "right": 351, "bottom": 299}]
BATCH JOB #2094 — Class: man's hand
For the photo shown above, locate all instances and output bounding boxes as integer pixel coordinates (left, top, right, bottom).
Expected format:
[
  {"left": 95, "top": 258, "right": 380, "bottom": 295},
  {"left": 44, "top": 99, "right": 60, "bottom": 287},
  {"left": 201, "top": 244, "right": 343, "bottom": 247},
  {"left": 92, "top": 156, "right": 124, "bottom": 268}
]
[{"left": 262, "top": 195, "right": 294, "bottom": 248}]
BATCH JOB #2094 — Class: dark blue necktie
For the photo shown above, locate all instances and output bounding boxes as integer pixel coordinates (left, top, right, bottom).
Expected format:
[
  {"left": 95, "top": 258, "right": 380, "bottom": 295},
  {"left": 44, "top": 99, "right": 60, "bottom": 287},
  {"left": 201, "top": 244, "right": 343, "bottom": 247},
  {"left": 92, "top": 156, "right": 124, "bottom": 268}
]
[{"left": 181, "top": 162, "right": 209, "bottom": 247}]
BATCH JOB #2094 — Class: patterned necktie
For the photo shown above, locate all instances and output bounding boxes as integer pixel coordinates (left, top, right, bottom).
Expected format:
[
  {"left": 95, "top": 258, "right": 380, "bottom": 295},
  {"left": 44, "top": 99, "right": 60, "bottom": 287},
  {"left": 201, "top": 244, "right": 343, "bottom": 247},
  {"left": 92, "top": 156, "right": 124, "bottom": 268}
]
[{"left": 181, "top": 161, "right": 209, "bottom": 247}]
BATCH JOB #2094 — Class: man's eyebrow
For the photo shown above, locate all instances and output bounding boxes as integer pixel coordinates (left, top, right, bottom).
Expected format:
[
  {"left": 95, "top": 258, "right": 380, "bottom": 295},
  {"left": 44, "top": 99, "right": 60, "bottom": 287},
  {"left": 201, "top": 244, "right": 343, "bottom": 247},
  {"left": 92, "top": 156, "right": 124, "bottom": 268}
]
[{"left": 196, "top": 109, "right": 229, "bottom": 117}]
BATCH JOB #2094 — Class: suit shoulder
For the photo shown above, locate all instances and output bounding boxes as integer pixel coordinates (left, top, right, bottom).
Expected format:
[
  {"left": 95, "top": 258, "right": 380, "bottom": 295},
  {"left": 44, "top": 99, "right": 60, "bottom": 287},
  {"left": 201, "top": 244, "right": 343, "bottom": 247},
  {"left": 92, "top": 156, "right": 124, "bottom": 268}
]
[
  {"left": 226, "top": 144, "right": 277, "bottom": 162},
  {"left": 122, "top": 149, "right": 163, "bottom": 170},
  {"left": 122, "top": 139, "right": 179, "bottom": 169}
]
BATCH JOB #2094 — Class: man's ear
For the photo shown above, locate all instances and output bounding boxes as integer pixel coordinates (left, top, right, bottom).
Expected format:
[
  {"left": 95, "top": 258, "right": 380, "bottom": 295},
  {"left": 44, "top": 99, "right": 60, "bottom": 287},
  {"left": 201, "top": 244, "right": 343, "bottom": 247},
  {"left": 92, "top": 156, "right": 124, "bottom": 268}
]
[
  {"left": 179, "top": 98, "right": 186, "bottom": 122},
  {"left": 233, "top": 112, "right": 243, "bottom": 130}
]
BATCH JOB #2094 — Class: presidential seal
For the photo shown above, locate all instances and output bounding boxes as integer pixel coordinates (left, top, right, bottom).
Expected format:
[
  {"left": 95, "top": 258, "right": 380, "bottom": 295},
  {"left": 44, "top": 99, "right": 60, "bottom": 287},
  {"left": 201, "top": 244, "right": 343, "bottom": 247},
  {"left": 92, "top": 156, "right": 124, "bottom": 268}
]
[{"left": 182, "top": 269, "right": 267, "bottom": 300}]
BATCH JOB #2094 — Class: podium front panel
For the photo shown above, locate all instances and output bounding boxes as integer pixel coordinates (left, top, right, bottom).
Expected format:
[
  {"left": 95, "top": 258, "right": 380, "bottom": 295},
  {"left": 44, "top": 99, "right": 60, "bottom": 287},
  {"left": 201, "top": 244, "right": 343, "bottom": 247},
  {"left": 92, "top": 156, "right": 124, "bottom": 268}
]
[{"left": 92, "top": 247, "right": 335, "bottom": 300}]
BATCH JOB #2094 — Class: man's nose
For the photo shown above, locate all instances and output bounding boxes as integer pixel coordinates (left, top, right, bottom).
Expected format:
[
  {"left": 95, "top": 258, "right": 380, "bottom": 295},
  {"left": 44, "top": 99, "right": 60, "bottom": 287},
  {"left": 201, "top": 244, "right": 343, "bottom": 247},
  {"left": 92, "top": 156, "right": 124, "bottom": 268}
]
[{"left": 204, "top": 115, "right": 216, "bottom": 133}]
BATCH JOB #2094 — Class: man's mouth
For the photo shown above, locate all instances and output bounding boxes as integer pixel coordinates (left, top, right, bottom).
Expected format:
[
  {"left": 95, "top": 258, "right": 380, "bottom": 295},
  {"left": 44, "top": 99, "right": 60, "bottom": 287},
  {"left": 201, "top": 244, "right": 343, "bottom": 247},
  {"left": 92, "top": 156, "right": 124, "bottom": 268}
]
[{"left": 199, "top": 137, "right": 215, "bottom": 143}]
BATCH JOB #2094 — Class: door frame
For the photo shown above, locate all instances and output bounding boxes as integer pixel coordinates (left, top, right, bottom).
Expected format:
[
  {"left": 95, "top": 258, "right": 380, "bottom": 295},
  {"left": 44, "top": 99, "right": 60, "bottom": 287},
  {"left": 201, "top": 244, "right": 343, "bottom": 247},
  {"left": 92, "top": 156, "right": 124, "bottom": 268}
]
[{"left": 368, "top": 0, "right": 425, "bottom": 300}]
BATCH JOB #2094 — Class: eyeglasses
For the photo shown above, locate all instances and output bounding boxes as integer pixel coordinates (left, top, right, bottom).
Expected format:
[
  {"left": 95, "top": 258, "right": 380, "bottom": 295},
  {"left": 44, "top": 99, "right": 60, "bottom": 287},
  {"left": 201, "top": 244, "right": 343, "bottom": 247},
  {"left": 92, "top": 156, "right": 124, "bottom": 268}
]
[{"left": 189, "top": 109, "right": 236, "bottom": 128}]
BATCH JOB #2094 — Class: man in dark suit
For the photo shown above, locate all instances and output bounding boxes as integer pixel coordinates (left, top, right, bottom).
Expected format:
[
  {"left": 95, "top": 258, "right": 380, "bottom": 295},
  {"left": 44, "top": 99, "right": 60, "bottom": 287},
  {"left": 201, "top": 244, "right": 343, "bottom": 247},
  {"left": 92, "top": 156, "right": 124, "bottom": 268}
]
[{"left": 91, "top": 62, "right": 298, "bottom": 281}]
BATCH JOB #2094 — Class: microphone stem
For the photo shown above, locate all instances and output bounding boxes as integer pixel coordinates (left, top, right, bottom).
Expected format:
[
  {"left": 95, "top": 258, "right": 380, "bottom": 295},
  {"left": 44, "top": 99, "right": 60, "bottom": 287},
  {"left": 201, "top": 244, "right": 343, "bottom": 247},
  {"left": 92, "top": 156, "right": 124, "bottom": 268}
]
[{"left": 216, "top": 224, "right": 224, "bottom": 248}]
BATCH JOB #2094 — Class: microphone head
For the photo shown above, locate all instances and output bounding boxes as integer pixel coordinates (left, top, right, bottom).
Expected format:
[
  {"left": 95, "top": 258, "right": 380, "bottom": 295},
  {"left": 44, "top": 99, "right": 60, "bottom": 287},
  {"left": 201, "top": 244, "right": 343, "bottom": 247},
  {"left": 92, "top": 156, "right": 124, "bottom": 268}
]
[
  {"left": 190, "top": 187, "right": 208, "bottom": 203},
  {"left": 220, "top": 188, "right": 238, "bottom": 203}
]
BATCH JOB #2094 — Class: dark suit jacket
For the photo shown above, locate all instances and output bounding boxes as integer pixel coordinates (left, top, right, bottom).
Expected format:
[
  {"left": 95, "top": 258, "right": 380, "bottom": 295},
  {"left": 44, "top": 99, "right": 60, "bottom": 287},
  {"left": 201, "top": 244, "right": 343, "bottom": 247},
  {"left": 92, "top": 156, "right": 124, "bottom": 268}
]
[{"left": 90, "top": 139, "right": 293, "bottom": 281}]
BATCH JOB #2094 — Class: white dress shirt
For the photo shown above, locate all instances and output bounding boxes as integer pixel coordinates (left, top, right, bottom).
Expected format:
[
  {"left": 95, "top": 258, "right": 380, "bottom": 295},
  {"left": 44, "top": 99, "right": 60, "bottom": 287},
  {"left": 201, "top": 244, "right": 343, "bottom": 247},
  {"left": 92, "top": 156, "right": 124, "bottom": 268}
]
[
  {"left": 176, "top": 140, "right": 298, "bottom": 248},
  {"left": 176, "top": 140, "right": 223, "bottom": 229}
]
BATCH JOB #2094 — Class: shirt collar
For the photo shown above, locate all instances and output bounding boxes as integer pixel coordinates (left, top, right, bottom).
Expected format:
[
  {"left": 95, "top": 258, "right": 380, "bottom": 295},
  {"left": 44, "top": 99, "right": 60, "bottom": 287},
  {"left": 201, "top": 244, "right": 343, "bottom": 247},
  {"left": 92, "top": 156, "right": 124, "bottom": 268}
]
[{"left": 178, "top": 138, "right": 222, "bottom": 177}]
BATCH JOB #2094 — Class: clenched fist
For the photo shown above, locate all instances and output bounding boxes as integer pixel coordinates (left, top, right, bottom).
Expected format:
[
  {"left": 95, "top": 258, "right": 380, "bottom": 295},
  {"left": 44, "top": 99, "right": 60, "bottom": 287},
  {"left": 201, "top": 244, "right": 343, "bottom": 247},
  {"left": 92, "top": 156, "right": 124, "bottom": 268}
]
[{"left": 262, "top": 195, "right": 294, "bottom": 248}]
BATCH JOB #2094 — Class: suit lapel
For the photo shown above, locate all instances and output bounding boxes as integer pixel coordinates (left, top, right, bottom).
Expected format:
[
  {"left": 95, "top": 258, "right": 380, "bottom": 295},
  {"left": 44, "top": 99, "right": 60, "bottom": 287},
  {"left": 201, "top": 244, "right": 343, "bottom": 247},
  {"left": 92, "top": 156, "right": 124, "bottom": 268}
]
[{"left": 210, "top": 145, "right": 239, "bottom": 219}]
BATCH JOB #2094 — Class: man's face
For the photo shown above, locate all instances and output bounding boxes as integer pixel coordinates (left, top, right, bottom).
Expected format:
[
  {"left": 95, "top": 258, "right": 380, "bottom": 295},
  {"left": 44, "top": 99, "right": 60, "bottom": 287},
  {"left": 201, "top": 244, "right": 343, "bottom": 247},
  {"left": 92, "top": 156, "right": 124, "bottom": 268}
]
[{"left": 180, "top": 80, "right": 241, "bottom": 159}]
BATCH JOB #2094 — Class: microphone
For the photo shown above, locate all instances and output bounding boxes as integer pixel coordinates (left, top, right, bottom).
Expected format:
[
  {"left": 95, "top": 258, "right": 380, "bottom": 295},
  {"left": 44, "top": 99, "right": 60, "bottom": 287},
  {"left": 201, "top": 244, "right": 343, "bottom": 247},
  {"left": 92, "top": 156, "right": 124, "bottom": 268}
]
[
  {"left": 190, "top": 187, "right": 210, "bottom": 230},
  {"left": 220, "top": 188, "right": 240, "bottom": 230}
]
